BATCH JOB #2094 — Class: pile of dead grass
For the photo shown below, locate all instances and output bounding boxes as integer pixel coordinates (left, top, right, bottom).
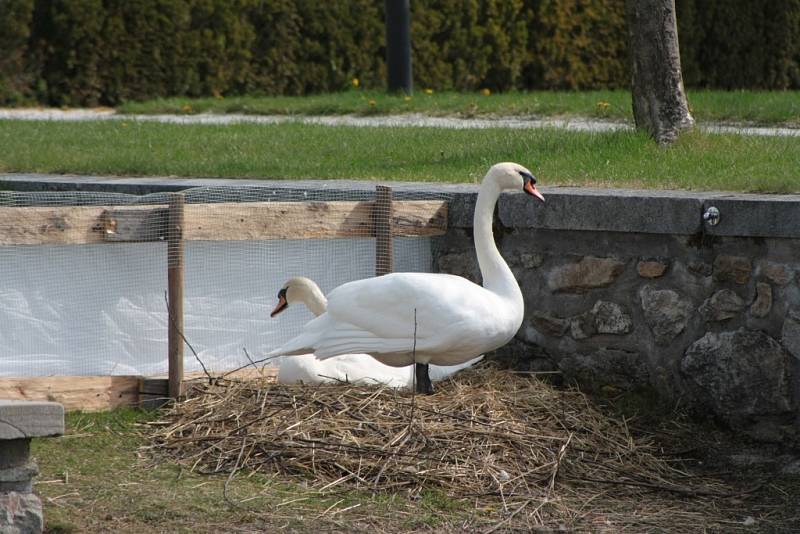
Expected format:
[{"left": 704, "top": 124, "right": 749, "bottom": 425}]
[{"left": 145, "top": 366, "right": 756, "bottom": 532}]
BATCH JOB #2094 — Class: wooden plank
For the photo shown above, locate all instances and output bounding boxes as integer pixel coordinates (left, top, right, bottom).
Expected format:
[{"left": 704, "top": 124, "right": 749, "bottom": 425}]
[
  {"left": 0, "top": 376, "right": 140, "bottom": 412},
  {"left": 102, "top": 206, "right": 167, "bottom": 242},
  {"left": 392, "top": 200, "right": 448, "bottom": 237},
  {"left": 182, "top": 201, "right": 375, "bottom": 241},
  {"left": 0, "top": 368, "right": 279, "bottom": 412},
  {"left": 374, "top": 186, "right": 394, "bottom": 276},
  {"left": 140, "top": 368, "right": 278, "bottom": 396},
  {"left": 167, "top": 194, "right": 185, "bottom": 400},
  {"left": 184, "top": 200, "right": 448, "bottom": 240},
  {"left": 0, "top": 200, "right": 447, "bottom": 245},
  {"left": 0, "top": 205, "right": 152, "bottom": 246}
]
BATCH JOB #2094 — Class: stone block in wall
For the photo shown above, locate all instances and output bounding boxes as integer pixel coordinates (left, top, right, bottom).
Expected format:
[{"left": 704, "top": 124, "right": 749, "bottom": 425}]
[
  {"left": 698, "top": 289, "right": 745, "bottom": 321},
  {"left": 435, "top": 251, "right": 480, "bottom": 284},
  {"left": 750, "top": 283, "right": 773, "bottom": 318},
  {"left": 639, "top": 285, "right": 693, "bottom": 345},
  {"left": 782, "top": 311, "right": 800, "bottom": 360},
  {"left": 713, "top": 255, "right": 752, "bottom": 285},
  {"left": 592, "top": 300, "right": 633, "bottom": 335},
  {"left": 681, "top": 328, "right": 793, "bottom": 439},
  {"left": 569, "top": 312, "right": 594, "bottom": 340},
  {"left": 558, "top": 348, "right": 648, "bottom": 391},
  {"left": 759, "top": 261, "right": 793, "bottom": 286},
  {"left": 554, "top": 301, "right": 633, "bottom": 341},
  {"left": 488, "top": 337, "right": 557, "bottom": 375},
  {"left": 530, "top": 312, "right": 569, "bottom": 337},
  {"left": 688, "top": 261, "right": 713, "bottom": 277},
  {"left": 637, "top": 259, "right": 668, "bottom": 278},
  {"left": 547, "top": 256, "right": 625, "bottom": 293}
]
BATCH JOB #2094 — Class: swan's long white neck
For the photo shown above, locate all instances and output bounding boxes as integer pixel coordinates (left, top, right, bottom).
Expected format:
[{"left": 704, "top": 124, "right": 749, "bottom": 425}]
[
  {"left": 300, "top": 285, "right": 328, "bottom": 317},
  {"left": 473, "top": 180, "right": 524, "bottom": 311}
]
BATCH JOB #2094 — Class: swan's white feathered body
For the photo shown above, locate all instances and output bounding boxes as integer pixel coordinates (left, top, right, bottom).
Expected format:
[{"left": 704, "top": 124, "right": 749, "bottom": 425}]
[
  {"left": 266, "top": 162, "right": 544, "bottom": 374},
  {"left": 271, "top": 276, "right": 483, "bottom": 387},
  {"left": 277, "top": 353, "right": 483, "bottom": 387},
  {"left": 272, "top": 272, "right": 520, "bottom": 367}
]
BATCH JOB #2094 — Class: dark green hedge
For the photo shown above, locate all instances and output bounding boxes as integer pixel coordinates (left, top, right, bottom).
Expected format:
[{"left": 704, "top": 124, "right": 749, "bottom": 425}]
[{"left": 1, "top": 0, "right": 797, "bottom": 105}]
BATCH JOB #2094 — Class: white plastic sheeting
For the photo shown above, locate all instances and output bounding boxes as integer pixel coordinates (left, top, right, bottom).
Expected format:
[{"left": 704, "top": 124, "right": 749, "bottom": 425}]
[{"left": 0, "top": 237, "right": 432, "bottom": 377}]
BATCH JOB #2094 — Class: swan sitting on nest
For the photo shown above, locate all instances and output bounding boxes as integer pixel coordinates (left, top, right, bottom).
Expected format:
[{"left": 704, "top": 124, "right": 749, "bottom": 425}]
[
  {"left": 270, "top": 277, "right": 483, "bottom": 388},
  {"left": 266, "top": 162, "right": 545, "bottom": 394}
]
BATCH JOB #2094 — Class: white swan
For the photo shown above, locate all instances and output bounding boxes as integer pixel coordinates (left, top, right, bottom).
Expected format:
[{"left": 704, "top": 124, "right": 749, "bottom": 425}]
[
  {"left": 266, "top": 162, "right": 545, "bottom": 393},
  {"left": 270, "top": 277, "right": 483, "bottom": 387}
]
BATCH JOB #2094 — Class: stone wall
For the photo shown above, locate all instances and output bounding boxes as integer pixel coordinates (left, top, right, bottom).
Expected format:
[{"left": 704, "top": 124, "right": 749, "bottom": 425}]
[{"left": 435, "top": 187, "right": 800, "bottom": 444}]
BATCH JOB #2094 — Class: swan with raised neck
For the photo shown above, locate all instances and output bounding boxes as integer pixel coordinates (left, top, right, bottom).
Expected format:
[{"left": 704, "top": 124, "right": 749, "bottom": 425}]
[{"left": 266, "top": 162, "right": 544, "bottom": 394}]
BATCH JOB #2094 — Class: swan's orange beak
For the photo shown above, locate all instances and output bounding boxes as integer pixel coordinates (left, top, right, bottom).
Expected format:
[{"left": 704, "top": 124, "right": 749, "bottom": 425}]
[
  {"left": 270, "top": 294, "right": 288, "bottom": 317},
  {"left": 524, "top": 180, "right": 545, "bottom": 202}
]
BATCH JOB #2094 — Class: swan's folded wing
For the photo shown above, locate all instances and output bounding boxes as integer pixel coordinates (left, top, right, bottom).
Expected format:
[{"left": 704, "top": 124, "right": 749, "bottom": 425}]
[
  {"left": 325, "top": 272, "right": 492, "bottom": 340},
  {"left": 266, "top": 313, "right": 415, "bottom": 360},
  {"left": 310, "top": 321, "right": 415, "bottom": 360}
]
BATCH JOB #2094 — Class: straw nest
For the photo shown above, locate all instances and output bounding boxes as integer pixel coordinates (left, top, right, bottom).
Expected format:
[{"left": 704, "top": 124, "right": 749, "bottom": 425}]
[{"left": 146, "top": 365, "right": 755, "bottom": 531}]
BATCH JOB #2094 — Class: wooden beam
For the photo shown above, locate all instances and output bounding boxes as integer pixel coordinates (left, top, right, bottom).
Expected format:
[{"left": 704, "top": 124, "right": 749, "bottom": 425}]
[
  {"left": 0, "top": 368, "right": 278, "bottom": 412},
  {"left": 0, "top": 200, "right": 447, "bottom": 245},
  {"left": 167, "top": 194, "right": 185, "bottom": 400},
  {"left": 0, "top": 376, "right": 140, "bottom": 412},
  {"left": 101, "top": 205, "right": 167, "bottom": 242},
  {"left": 0, "top": 205, "right": 154, "bottom": 246},
  {"left": 139, "top": 368, "right": 278, "bottom": 397}
]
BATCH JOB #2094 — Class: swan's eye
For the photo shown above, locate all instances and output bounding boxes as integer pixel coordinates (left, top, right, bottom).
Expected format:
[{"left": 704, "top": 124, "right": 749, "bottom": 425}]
[
  {"left": 277, "top": 288, "right": 287, "bottom": 300},
  {"left": 518, "top": 170, "right": 536, "bottom": 184}
]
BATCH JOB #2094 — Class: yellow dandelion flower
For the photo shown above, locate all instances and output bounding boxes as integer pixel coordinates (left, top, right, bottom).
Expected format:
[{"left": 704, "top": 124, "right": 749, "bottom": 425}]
[
  {"left": 352, "top": 78, "right": 360, "bottom": 88},
  {"left": 403, "top": 96, "right": 412, "bottom": 102},
  {"left": 596, "top": 101, "right": 610, "bottom": 110},
  {"left": 480, "top": 88, "right": 491, "bottom": 96},
  {"left": 424, "top": 88, "right": 433, "bottom": 95},
  {"left": 181, "top": 104, "right": 193, "bottom": 113},
  {"left": 368, "top": 99, "right": 376, "bottom": 106}
]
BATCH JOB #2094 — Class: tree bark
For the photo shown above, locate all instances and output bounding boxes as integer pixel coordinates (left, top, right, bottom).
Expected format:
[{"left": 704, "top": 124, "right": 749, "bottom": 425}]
[{"left": 625, "top": 0, "right": 694, "bottom": 145}]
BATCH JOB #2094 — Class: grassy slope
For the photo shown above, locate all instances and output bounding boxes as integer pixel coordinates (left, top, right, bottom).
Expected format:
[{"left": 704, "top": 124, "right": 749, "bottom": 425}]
[
  {"left": 116, "top": 90, "right": 800, "bottom": 126},
  {"left": 1, "top": 120, "right": 798, "bottom": 193}
]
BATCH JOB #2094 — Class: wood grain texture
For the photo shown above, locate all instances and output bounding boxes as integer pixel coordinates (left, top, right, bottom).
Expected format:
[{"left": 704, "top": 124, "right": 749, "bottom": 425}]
[
  {"left": 0, "top": 200, "right": 447, "bottom": 245},
  {"left": 0, "top": 376, "right": 139, "bottom": 411},
  {"left": 0, "top": 368, "right": 278, "bottom": 412}
]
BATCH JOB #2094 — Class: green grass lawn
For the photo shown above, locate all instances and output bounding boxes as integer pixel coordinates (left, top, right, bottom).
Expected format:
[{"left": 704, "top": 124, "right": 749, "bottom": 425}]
[
  {"left": 116, "top": 89, "right": 800, "bottom": 126},
  {"left": 1, "top": 119, "right": 798, "bottom": 192},
  {"left": 32, "top": 408, "right": 469, "bottom": 533}
]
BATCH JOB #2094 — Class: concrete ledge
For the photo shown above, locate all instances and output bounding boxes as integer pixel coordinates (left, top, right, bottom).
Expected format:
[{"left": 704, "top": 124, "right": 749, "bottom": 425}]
[
  {"left": 0, "top": 400, "right": 65, "bottom": 440},
  {"left": 2, "top": 173, "right": 799, "bottom": 238},
  {"left": 702, "top": 195, "right": 800, "bottom": 239}
]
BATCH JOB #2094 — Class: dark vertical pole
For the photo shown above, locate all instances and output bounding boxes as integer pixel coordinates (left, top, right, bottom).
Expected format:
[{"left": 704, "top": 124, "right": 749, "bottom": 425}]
[
  {"left": 385, "top": 0, "right": 412, "bottom": 94},
  {"left": 167, "top": 193, "right": 185, "bottom": 400},
  {"left": 375, "top": 185, "right": 394, "bottom": 276}
]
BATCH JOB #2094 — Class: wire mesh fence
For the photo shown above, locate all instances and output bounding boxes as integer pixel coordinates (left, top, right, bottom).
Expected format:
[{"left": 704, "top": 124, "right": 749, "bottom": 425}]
[{"left": 0, "top": 185, "right": 450, "bottom": 378}]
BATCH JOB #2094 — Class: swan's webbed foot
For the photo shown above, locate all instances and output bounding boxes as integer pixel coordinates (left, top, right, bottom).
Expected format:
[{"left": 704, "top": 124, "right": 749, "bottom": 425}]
[{"left": 415, "top": 363, "right": 434, "bottom": 395}]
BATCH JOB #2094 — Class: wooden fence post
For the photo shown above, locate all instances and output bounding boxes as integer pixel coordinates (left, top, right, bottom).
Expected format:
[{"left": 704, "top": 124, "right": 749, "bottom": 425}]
[
  {"left": 167, "top": 193, "right": 185, "bottom": 400},
  {"left": 375, "top": 185, "right": 394, "bottom": 276}
]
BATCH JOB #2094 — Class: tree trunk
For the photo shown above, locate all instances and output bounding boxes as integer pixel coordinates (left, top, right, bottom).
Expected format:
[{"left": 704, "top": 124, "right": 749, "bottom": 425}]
[{"left": 625, "top": 0, "right": 694, "bottom": 145}]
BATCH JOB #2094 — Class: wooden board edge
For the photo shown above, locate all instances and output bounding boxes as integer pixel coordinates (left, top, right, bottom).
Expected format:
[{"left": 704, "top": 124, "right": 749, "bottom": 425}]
[{"left": 0, "top": 368, "right": 278, "bottom": 412}]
